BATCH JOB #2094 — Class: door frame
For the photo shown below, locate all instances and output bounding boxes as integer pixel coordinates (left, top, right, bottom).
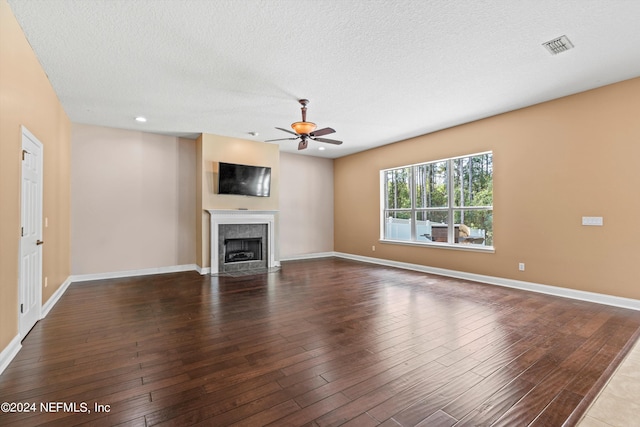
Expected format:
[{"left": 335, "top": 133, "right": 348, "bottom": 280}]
[{"left": 18, "top": 126, "right": 44, "bottom": 339}]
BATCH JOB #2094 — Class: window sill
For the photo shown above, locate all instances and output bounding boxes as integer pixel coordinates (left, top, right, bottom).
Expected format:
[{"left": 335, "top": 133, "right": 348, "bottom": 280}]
[{"left": 380, "top": 239, "right": 495, "bottom": 253}]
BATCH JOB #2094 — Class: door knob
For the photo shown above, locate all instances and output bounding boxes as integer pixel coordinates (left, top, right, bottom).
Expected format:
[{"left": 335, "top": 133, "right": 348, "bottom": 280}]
[{"left": 36, "top": 240, "right": 44, "bottom": 245}]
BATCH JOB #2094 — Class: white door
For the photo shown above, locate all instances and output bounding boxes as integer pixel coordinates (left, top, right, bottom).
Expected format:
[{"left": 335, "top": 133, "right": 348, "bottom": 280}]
[{"left": 19, "top": 126, "right": 43, "bottom": 339}]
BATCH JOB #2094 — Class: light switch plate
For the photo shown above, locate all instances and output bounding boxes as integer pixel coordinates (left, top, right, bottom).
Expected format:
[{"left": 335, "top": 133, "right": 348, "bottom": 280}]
[{"left": 582, "top": 216, "right": 603, "bottom": 226}]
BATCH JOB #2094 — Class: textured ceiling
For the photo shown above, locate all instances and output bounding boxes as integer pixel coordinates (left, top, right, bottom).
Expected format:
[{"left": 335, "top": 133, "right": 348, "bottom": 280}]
[{"left": 7, "top": 0, "right": 640, "bottom": 158}]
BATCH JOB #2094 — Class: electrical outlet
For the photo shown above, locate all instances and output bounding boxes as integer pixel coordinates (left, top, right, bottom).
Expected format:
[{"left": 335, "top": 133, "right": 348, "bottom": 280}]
[
  {"left": 372, "top": 245, "right": 376, "bottom": 252},
  {"left": 518, "top": 263, "right": 525, "bottom": 271},
  {"left": 44, "top": 276, "right": 48, "bottom": 287}
]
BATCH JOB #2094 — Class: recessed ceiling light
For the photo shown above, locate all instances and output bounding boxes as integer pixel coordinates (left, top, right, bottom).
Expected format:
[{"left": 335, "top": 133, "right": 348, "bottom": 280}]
[
  {"left": 318, "top": 146, "right": 326, "bottom": 151},
  {"left": 135, "top": 116, "right": 147, "bottom": 123}
]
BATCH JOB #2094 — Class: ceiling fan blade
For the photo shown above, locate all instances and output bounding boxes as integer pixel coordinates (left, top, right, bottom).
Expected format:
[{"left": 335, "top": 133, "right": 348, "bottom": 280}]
[
  {"left": 310, "top": 127, "right": 335, "bottom": 137},
  {"left": 265, "top": 137, "right": 298, "bottom": 142},
  {"left": 312, "top": 137, "right": 343, "bottom": 145},
  {"left": 298, "top": 140, "right": 308, "bottom": 150},
  {"left": 276, "top": 127, "right": 299, "bottom": 136}
]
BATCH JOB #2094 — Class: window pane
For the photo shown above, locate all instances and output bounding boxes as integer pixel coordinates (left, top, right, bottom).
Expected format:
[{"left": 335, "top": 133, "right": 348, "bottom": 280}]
[
  {"left": 452, "top": 153, "right": 493, "bottom": 207},
  {"left": 415, "top": 161, "right": 448, "bottom": 208},
  {"left": 385, "top": 168, "right": 411, "bottom": 209},
  {"left": 381, "top": 152, "right": 493, "bottom": 248},
  {"left": 416, "top": 211, "right": 449, "bottom": 242},
  {"left": 454, "top": 209, "right": 493, "bottom": 246},
  {"left": 384, "top": 211, "right": 412, "bottom": 241}
]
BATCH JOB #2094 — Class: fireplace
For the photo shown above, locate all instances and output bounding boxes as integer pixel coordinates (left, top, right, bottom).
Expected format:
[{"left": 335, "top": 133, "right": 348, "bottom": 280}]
[
  {"left": 218, "top": 223, "right": 267, "bottom": 272},
  {"left": 208, "top": 210, "right": 279, "bottom": 274},
  {"left": 225, "top": 238, "right": 262, "bottom": 263}
]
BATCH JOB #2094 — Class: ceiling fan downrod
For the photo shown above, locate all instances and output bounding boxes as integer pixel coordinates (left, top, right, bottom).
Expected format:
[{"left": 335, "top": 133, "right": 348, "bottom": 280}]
[{"left": 299, "top": 99, "right": 309, "bottom": 122}]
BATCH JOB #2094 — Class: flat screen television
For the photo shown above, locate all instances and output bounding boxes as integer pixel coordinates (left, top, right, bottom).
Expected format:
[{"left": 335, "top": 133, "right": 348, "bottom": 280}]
[{"left": 218, "top": 162, "right": 271, "bottom": 197}]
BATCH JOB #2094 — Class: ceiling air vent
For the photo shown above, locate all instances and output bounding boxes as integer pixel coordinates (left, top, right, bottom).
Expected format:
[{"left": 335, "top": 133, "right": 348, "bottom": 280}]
[{"left": 543, "top": 35, "right": 574, "bottom": 55}]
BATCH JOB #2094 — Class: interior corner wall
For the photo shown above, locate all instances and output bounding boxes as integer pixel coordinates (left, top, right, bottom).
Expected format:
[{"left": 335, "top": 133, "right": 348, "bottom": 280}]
[
  {"left": 71, "top": 124, "right": 196, "bottom": 275},
  {"left": 0, "top": 0, "right": 71, "bottom": 350},
  {"left": 334, "top": 77, "right": 640, "bottom": 300},
  {"left": 279, "top": 152, "right": 334, "bottom": 258},
  {"left": 195, "top": 135, "right": 203, "bottom": 269},
  {"left": 177, "top": 137, "right": 197, "bottom": 265},
  {"left": 196, "top": 134, "right": 280, "bottom": 268}
]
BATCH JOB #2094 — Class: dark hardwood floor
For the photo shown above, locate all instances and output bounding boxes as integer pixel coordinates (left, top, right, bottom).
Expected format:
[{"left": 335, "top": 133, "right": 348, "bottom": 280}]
[{"left": 1, "top": 258, "right": 639, "bottom": 426}]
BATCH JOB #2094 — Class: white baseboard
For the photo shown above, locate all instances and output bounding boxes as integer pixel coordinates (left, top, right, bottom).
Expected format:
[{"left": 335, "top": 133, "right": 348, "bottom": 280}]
[
  {"left": 0, "top": 335, "right": 21, "bottom": 376},
  {"left": 333, "top": 252, "right": 640, "bottom": 311},
  {"left": 280, "top": 252, "right": 335, "bottom": 261},
  {"left": 70, "top": 264, "right": 200, "bottom": 283},
  {"left": 41, "top": 276, "right": 72, "bottom": 318},
  {"left": 196, "top": 265, "right": 211, "bottom": 275}
]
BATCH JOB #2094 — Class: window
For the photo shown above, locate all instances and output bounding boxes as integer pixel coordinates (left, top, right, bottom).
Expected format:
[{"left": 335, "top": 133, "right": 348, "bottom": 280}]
[{"left": 382, "top": 152, "right": 493, "bottom": 247}]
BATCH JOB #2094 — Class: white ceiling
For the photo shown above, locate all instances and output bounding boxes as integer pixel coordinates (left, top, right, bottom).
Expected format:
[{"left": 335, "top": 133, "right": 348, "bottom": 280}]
[{"left": 7, "top": 0, "right": 640, "bottom": 158}]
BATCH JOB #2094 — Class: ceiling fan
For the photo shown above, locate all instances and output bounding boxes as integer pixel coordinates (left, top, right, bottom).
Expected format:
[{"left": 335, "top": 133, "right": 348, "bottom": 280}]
[{"left": 266, "top": 99, "right": 343, "bottom": 150}]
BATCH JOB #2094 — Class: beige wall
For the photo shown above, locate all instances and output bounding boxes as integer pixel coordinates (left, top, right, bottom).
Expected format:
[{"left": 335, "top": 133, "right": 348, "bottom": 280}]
[
  {"left": 0, "top": 0, "right": 71, "bottom": 348},
  {"left": 71, "top": 124, "right": 196, "bottom": 274},
  {"left": 279, "top": 152, "right": 334, "bottom": 258},
  {"left": 196, "top": 134, "right": 280, "bottom": 267},
  {"left": 177, "top": 136, "right": 197, "bottom": 265},
  {"left": 335, "top": 77, "right": 640, "bottom": 300}
]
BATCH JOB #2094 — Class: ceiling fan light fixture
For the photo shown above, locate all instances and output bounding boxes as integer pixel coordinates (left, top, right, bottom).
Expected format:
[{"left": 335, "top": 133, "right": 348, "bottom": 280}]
[
  {"left": 291, "top": 121, "right": 317, "bottom": 135},
  {"left": 267, "top": 99, "right": 342, "bottom": 150}
]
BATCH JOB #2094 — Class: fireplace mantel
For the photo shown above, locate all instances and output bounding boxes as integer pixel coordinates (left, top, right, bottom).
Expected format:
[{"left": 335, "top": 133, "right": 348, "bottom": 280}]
[{"left": 208, "top": 210, "right": 279, "bottom": 274}]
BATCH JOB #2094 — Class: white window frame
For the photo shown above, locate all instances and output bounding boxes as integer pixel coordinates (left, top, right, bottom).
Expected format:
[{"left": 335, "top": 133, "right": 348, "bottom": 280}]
[{"left": 380, "top": 151, "right": 494, "bottom": 252}]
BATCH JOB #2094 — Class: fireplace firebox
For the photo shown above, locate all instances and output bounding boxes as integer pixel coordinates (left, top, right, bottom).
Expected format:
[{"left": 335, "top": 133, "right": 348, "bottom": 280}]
[
  {"left": 217, "top": 223, "right": 268, "bottom": 273},
  {"left": 224, "top": 238, "right": 262, "bottom": 263}
]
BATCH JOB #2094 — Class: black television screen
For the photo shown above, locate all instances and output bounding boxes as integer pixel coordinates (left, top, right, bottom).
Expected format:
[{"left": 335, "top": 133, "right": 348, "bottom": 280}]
[{"left": 218, "top": 162, "right": 271, "bottom": 197}]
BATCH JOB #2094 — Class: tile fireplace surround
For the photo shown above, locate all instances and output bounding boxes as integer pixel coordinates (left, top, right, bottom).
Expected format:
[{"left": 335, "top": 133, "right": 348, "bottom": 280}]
[{"left": 207, "top": 210, "right": 279, "bottom": 274}]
